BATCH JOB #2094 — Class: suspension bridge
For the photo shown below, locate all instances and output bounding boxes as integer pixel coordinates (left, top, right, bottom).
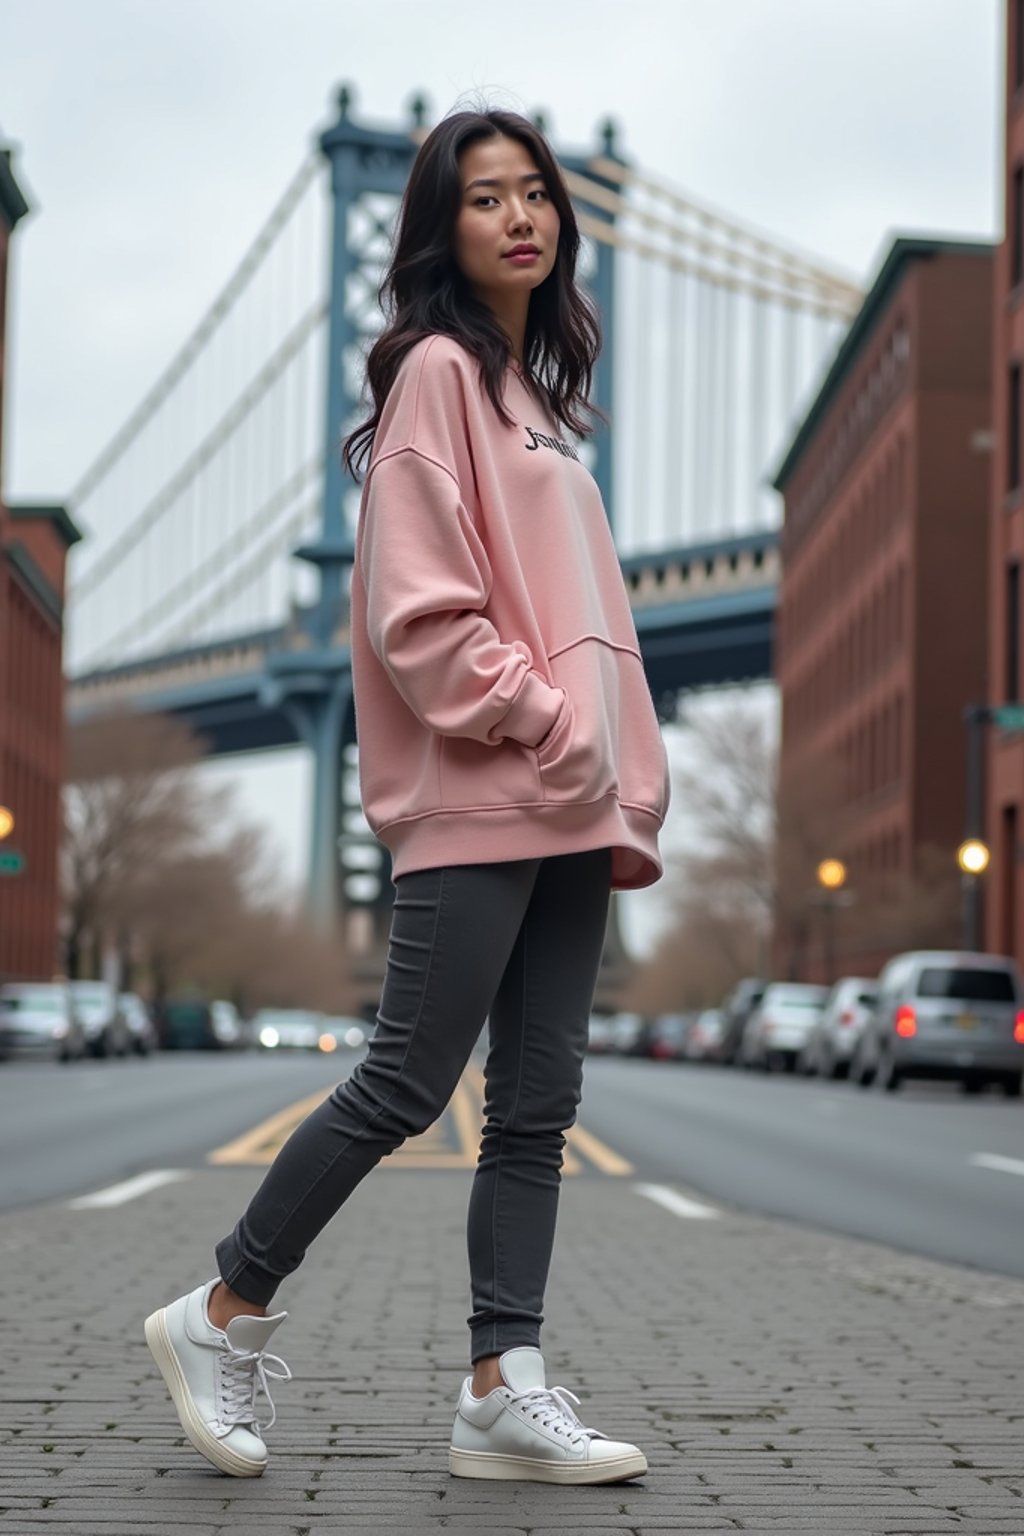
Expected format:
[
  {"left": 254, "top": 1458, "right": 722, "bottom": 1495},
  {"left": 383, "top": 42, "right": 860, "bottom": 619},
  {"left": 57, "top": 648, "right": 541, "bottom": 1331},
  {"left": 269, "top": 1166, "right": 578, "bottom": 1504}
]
[{"left": 65, "top": 86, "right": 862, "bottom": 977}]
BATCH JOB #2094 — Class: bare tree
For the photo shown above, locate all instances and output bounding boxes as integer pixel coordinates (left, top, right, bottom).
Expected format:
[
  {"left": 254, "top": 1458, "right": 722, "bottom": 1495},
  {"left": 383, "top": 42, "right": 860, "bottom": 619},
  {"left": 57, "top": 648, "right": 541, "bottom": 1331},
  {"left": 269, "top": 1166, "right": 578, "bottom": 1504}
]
[
  {"left": 62, "top": 710, "right": 356, "bottom": 1014},
  {"left": 627, "top": 694, "right": 852, "bottom": 1008},
  {"left": 625, "top": 697, "right": 779, "bottom": 1012},
  {"left": 63, "top": 713, "right": 218, "bottom": 978}
]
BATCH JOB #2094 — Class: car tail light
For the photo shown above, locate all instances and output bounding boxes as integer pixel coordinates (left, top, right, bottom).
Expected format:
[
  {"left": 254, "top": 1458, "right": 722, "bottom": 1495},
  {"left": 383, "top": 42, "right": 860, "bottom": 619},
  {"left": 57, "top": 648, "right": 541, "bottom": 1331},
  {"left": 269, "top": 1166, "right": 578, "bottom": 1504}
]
[
  {"left": 895, "top": 1005, "right": 917, "bottom": 1038},
  {"left": 839, "top": 1008, "right": 855, "bottom": 1026},
  {"left": 1015, "top": 1012, "right": 1024, "bottom": 1044}
]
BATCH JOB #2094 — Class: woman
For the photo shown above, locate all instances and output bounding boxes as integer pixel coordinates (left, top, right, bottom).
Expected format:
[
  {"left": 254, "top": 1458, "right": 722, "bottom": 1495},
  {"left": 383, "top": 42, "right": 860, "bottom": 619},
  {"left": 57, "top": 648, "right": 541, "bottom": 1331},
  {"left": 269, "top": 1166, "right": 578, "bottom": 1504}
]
[{"left": 145, "top": 105, "right": 670, "bottom": 1487}]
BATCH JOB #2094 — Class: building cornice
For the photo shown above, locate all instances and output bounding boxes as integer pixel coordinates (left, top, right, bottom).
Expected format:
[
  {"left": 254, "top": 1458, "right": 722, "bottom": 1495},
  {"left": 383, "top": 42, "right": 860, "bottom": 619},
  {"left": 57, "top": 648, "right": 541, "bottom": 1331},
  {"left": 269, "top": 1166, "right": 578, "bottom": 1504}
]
[
  {"left": 772, "top": 236, "right": 994, "bottom": 492},
  {"left": 3, "top": 542, "right": 64, "bottom": 626},
  {"left": 8, "top": 503, "right": 84, "bottom": 549},
  {"left": 0, "top": 147, "right": 30, "bottom": 231}
]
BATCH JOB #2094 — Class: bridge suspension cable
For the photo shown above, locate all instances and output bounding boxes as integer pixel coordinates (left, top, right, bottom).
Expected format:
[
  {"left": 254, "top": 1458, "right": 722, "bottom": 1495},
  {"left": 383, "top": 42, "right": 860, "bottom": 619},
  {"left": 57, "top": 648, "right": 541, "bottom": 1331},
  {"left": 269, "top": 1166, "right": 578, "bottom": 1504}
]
[
  {"left": 68, "top": 151, "right": 330, "bottom": 669},
  {"left": 564, "top": 155, "right": 860, "bottom": 550},
  {"left": 69, "top": 153, "right": 321, "bottom": 509},
  {"left": 586, "top": 156, "right": 861, "bottom": 310}
]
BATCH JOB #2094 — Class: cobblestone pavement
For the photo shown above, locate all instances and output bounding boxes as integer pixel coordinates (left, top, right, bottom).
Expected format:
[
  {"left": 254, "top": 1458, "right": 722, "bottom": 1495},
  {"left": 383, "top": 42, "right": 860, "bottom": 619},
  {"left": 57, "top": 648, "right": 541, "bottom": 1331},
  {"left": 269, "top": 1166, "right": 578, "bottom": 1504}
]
[{"left": 1, "top": 1165, "right": 1022, "bottom": 1535}]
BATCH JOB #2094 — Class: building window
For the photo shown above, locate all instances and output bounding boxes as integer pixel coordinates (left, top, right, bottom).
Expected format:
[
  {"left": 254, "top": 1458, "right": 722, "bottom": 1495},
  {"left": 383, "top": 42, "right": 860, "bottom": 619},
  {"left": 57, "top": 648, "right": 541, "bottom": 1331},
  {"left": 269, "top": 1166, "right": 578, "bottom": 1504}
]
[
  {"left": 1015, "top": 167, "right": 1024, "bottom": 288},
  {"left": 1009, "top": 562, "right": 1021, "bottom": 703},
  {"left": 1018, "top": 0, "right": 1024, "bottom": 91},
  {"left": 1010, "top": 363, "right": 1022, "bottom": 492}
]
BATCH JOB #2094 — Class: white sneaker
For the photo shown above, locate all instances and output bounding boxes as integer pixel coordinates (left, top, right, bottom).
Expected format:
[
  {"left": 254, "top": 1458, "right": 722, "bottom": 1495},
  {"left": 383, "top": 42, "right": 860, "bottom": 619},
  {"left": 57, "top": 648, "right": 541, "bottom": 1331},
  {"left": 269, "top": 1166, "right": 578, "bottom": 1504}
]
[
  {"left": 144, "top": 1278, "right": 290, "bottom": 1478},
  {"left": 448, "top": 1346, "right": 647, "bottom": 1484}
]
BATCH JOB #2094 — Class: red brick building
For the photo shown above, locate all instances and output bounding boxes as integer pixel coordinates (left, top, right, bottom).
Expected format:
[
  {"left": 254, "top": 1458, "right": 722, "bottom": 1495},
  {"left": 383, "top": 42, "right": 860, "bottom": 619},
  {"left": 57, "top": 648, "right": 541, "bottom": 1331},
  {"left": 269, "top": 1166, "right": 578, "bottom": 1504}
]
[
  {"left": 0, "top": 144, "right": 81, "bottom": 980},
  {"left": 773, "top": 238, "right": 993, "bottom": 981},
  {"left": 986, "top": 0, "right": 1024, "bottom": 965}
]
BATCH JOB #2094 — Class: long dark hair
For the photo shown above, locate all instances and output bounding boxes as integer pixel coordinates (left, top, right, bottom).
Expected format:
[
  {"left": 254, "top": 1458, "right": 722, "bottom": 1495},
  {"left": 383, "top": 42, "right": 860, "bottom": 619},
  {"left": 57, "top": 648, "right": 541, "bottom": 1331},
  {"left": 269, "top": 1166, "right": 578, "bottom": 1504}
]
[{"left": 342, "top": 107, "right": 603, "bottom": 478}]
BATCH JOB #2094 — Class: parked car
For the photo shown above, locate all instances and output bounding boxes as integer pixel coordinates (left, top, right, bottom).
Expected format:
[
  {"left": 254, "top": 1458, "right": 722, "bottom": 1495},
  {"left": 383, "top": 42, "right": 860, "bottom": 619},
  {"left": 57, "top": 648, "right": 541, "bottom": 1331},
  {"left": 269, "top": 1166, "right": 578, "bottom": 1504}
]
[
  {"left": 850, "top": 950, "right": 1024, "bottom": 1096},
  {"left": 155, "top": 996, "right": 218, "bottom": 1050},
  {"left": 718, "top": 978, "right": 767, "bottom": 1065},
  {"left": 119, "top": 993, "right": 158, "bottom": 1056},
  {"left": 320, "top": 1016, "right": 369, "bottom": 1052},
  {"left": 0, "top": 982, "right": 85, "bottom": 1062},
  {"left": 683, "top": 1009, "right": 726, "bottom": 1063},
  {"left": 610, "top": 1011, "right": 650, "bottom": 1055},
  {"left": 741, "top": 983, "right": 829, "bottom": 1072},
  {"left": 800, "top": 978, "right": 878, "bottom": 1079},
  {"left": 253, "top": 1009, "right": 324, "bottom": 1050},
  {"left": 647, "top": 1013, "right": 692, "bottom": 1062},
  {"left": 69, "top": 980, "right": 132, "bottom": 1058},
  {"left": 587, "top": 1013, "right": 616, "bottom": 1053},
  {"left": 210, "top": 999, "right": 245, "bottom": 1049}
]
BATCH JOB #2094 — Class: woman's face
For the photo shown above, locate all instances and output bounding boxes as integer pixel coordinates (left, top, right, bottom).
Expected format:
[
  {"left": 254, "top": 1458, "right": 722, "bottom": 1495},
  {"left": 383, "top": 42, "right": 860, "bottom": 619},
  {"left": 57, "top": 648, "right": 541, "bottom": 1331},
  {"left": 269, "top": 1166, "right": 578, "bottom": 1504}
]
[{"left": 452, "top": 134, "right": 560, "bottom": 307}]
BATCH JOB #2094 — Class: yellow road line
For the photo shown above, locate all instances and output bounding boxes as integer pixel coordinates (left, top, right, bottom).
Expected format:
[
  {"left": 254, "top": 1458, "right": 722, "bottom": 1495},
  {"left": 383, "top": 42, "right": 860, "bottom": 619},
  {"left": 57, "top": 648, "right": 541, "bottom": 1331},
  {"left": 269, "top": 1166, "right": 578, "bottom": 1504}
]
[
  {"left": 208, "top": 1061, "right": 633, "bottom": 1175},
  {"left": 463, "top": 1062, "right": 630, "bottom": 1176},
  {"left": 448, "top": 1076, "right": 483, "bottom": 1164},
  {"left": 208, "top": 1089, "right": 330, "bottom": 1165},
  {"left": 566, "top": 1121, "right": 634, "bottom": 1176}
]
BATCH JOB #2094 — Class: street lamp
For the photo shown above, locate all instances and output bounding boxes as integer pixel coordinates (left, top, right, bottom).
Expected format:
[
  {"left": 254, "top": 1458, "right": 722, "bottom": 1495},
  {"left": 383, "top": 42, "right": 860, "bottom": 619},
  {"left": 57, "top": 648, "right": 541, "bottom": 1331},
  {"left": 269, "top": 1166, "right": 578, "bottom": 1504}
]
[
  {"left": 957, "top": 839, "right": 990, "bottom": 876},
  {"left": 816, "top": 859, "right": 847, "bottom": 984},
  {"left": 817, "top": 858, "right": 847, "bottom": 892},
  {"left": 957, "top": 838, "right": 989, "bottom": 951},
  {"left": 0, "top": 806, "right": 13, "bottom": 841}
]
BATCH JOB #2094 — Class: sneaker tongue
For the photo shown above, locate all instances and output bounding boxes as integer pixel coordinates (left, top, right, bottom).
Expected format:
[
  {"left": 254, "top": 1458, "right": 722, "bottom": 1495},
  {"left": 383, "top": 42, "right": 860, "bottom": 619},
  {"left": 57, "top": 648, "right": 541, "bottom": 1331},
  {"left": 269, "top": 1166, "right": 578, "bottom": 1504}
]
[
  {"left": 225, "top": 1310, "right": 287, "bottom": 1354},
  {"left": 499, "top": 1347, "right": 546, "bottom": 1393}
]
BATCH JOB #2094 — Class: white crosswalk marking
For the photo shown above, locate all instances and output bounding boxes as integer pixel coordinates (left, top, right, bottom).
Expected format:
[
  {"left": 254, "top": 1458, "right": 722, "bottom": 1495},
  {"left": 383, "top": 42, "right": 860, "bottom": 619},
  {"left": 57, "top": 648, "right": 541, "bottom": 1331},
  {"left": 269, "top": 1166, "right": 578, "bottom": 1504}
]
[
  {"left": 67, "top": 1170, "right": 191, "bottom": 1209},
  {"left": 634, "top": 1182, "right": 719, "bottom": 1220},
  {"left": 970, "top": 1153, "right": 1024, "bottom": 1179}
]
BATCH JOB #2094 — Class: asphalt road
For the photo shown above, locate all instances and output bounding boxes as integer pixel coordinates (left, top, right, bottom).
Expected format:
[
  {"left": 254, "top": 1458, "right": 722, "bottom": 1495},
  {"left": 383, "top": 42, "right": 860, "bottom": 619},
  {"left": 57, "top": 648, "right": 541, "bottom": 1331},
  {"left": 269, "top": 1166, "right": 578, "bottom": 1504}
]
[
  {"left": 579, "top": 1056, "right": 1024, "bottom": 1279},
  {"left": 0, "top": 1049, "right": 354, "bottom": 1211},
  {"left": 3, "top": 1047, "right": 1022, "bottom": 1278}
]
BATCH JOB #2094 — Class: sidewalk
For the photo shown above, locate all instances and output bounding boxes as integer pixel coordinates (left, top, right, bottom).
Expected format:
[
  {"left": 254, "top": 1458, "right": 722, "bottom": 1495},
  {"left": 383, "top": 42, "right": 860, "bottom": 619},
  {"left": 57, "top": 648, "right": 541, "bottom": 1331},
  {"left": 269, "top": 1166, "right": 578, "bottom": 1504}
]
[{"left": 1, "top": 1162, "right": 1022, "bottom": 1535}]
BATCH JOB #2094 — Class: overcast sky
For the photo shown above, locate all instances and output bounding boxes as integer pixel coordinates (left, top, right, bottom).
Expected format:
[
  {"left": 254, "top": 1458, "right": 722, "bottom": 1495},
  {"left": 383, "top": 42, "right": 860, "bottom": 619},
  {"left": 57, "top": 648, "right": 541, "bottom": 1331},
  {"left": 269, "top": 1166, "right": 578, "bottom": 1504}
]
[{"left": 0, "top": 0, "right": 1004, "bottom": 954}]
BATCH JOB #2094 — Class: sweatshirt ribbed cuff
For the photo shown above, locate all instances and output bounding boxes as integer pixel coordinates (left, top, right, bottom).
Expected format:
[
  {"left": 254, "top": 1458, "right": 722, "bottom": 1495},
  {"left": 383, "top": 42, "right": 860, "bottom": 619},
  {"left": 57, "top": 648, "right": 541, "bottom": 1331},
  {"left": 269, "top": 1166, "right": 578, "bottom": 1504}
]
[{"left": 498, "top": 668, "right": 564, "bottom": 748}]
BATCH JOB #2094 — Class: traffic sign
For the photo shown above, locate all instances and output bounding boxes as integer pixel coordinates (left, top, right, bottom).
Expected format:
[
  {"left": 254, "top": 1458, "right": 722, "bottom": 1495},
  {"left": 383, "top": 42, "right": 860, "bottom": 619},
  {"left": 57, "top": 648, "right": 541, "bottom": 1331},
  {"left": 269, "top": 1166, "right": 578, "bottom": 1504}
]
[
  {"left": 0, "top": 849, "right": 25, "bottom": 876},
  {"left": 993, "top": 704, "right": 1024, "bottom": 732}
]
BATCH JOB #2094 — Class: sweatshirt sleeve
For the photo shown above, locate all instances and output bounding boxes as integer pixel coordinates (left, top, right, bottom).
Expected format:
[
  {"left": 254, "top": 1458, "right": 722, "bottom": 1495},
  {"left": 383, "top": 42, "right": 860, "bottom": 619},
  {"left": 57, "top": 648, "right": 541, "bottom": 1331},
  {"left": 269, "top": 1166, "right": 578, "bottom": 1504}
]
[{"left": 359, "top": 446, "right": 564, "bottom": 748}]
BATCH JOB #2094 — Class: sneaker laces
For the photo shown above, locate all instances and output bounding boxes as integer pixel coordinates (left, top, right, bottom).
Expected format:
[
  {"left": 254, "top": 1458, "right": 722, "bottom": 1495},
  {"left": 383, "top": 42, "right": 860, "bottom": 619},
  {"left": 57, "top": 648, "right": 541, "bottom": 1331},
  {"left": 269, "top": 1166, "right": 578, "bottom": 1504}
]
[
  {"left": 218, "top": 1342, "right": 292, "bottom": 1432},
  {"left": 507, "top": 1384, "right": 609, "bottom": 1448}
]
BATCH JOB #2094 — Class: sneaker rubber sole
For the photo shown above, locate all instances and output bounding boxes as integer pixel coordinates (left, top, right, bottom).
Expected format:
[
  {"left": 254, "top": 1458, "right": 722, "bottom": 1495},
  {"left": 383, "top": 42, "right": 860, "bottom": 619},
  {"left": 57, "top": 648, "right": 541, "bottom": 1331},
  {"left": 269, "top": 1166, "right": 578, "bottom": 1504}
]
[
  {"left": 448, "top": 1444, "right": 647, "bottom": 1483},
  {"left": 144, "top": 1307, "right": 267, "bottom": 1478}
]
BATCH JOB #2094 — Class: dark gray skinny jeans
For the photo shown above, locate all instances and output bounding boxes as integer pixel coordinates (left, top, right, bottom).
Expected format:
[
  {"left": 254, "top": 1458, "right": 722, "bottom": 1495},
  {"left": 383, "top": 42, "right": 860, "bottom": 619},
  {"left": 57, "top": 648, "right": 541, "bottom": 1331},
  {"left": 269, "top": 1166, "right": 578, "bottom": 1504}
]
[{"left": 215, "top": 846, "right": 613, "bottom": 1364}]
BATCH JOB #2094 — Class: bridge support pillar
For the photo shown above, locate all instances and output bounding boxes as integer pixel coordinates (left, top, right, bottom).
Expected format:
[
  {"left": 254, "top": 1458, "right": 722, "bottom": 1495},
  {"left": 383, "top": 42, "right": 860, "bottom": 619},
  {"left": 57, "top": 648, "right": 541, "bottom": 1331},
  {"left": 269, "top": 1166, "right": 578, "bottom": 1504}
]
[
  {"left": 263, "top": 663, "right": 353, "bottom": 932},
  {"left": 306, "top": 679, "right": 350, "bottom": 929}
]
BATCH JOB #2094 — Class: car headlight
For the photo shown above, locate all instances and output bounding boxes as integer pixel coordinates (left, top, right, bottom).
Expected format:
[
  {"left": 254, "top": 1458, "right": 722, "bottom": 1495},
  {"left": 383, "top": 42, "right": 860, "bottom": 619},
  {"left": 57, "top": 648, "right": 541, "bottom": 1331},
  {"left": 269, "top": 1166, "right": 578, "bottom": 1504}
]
[
  {"left": 344, "top": 1026, "right": 365, "bottom": 1048},
  {"left": 259, "top": 1026, "right": 280, "bottom": 1048}
]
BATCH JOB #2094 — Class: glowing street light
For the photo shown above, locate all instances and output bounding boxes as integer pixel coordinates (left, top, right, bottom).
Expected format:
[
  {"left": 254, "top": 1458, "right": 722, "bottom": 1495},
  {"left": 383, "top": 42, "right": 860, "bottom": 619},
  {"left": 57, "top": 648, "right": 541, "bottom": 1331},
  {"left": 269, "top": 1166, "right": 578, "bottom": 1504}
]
[
  {"left": 0, "top": 806, "right": 14, "bottom": 841},
  {"left": 815, "top": 858, "right": 848, "bottom": 984},
  {"left": 816, "top": 858, "right": 847, "bottom": 891},
  {"left": 957, "top": 839, "right": 990, "bottom": 876}
]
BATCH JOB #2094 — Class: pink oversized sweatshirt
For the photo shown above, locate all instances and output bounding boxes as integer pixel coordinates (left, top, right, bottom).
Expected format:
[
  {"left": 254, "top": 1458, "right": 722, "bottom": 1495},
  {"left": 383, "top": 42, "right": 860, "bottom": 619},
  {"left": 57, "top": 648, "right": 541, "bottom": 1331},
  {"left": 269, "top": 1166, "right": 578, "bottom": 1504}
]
[{"left": 350, "top": 333, "right": 671, "bottom": 891}]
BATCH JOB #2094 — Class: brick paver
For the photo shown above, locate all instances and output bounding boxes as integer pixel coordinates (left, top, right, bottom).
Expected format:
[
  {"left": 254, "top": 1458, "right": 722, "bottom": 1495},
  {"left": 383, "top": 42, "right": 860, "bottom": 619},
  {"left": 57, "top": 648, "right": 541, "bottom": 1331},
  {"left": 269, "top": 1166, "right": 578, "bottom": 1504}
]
[{"left": 1, "top": 1163, "right": 1021, "bottom": 1534}]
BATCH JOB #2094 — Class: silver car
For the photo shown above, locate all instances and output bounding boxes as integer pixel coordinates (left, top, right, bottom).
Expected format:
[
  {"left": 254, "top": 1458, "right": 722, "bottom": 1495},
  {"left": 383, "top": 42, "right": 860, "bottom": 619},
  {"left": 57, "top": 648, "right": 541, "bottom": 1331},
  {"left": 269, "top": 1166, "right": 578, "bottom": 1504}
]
[
  {"left": 253, "top": 1009, "right": 324, "bottom": 1051},
  {"left": 69, "top": 980, "right": 132, "bottom": 1058},
  {"left": 119, "top": 993, "right": 158, "bottom": 1056},
  {"left": 851, "top": 950, "right": 1024, "bottom": 1096},
  {"left": 0, "top": 982, "right": 85, "bottom": 1062},
  {"left": 800, "top": 978, "right": 878, "bottom": 1079},
  {"left": 683, "top": 1009, "right": 726, "bottom": 1062},
  {"left": 741, "top": 983, "right": 829, "bottom": 1072}
]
